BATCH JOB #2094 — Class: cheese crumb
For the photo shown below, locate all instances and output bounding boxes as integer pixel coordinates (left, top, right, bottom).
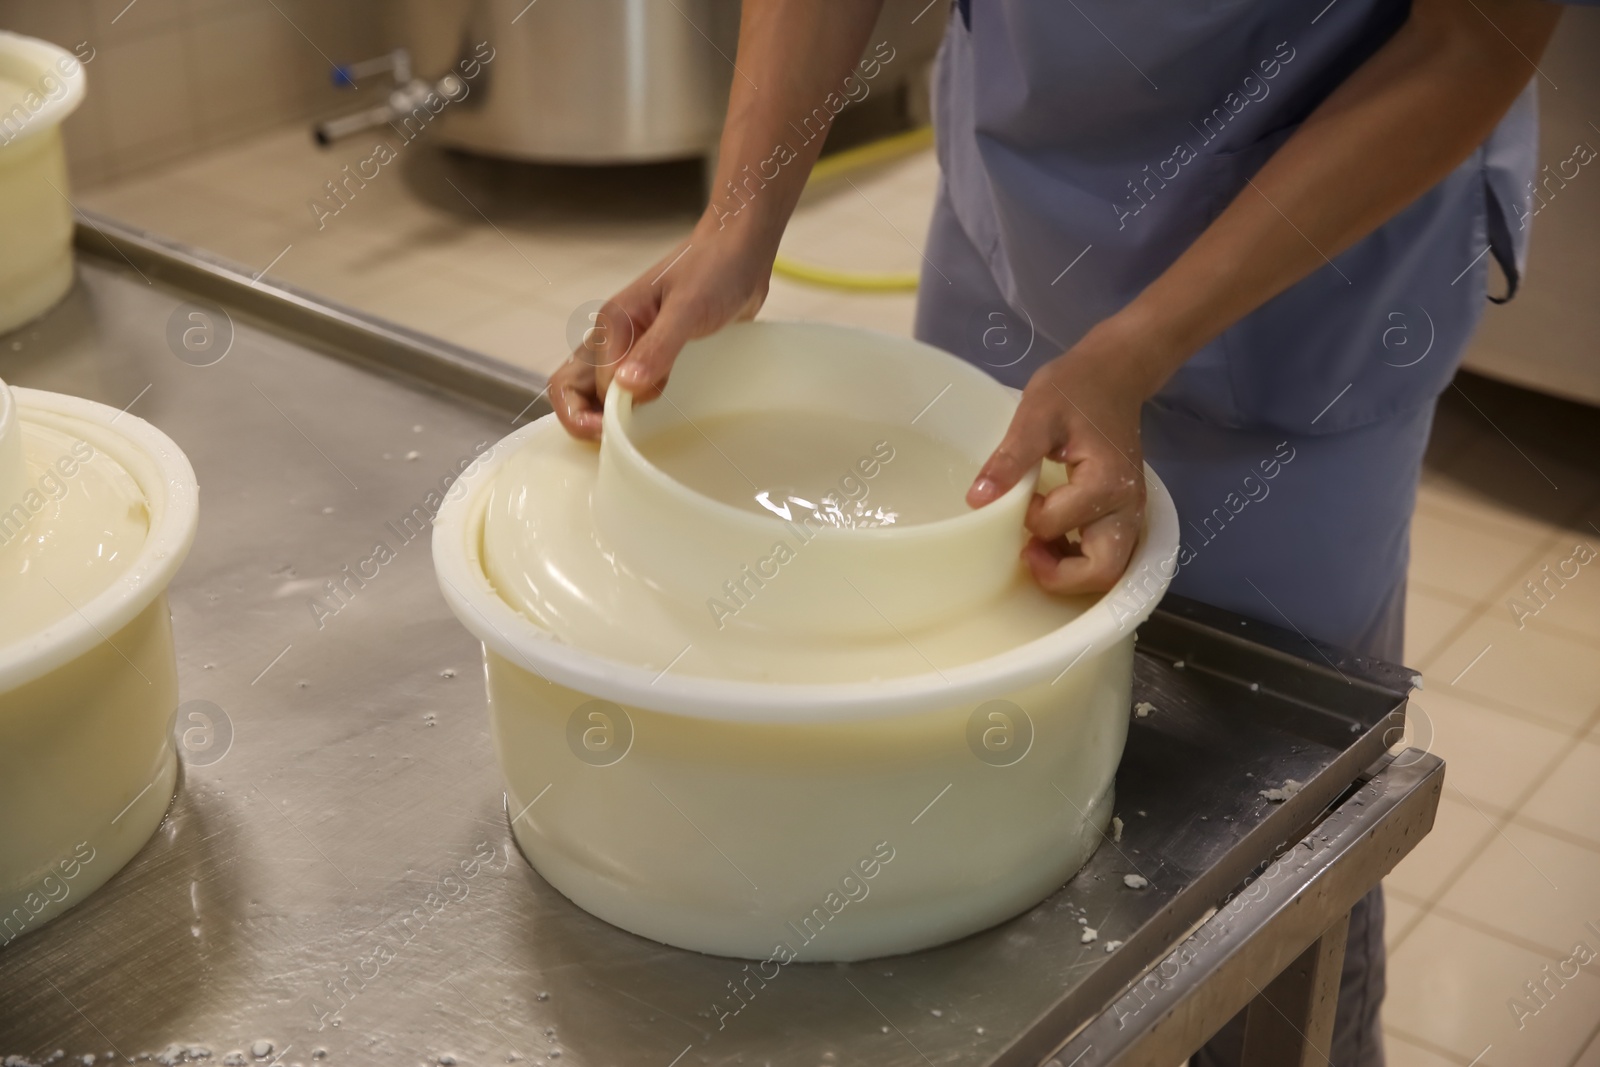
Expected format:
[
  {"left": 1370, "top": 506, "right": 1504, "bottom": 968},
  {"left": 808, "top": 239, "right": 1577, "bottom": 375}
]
[
  {"left": 1259, "top": 779, "right": 1305, "bottom": 803},
  {"left": 1081, "top": 926, "right": 1098, "bottom": 944},
  {"left": 1134, "top": 701, "right": 1155, "bottom": 718},
  {"left": 1123, "top": 874, "right": 1148, "bottom": 889},
  {"left": 1111, "top": 816, "right": 1124, "bottom": 842}
]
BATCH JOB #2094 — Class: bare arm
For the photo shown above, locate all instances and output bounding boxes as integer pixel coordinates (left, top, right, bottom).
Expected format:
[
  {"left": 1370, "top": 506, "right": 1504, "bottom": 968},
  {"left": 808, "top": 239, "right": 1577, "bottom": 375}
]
[
  {"left": 550, "top": 0, "right": 885, "bottom": 436},
  {"left": 1106, "top": 0, "right": 1561, "bottom": 396},
  {"left": 694, "top": 0, "right": 889, "bottom": 283},
  {"left": 978, "top": 0, "right": 1564, "bottom": 594}
]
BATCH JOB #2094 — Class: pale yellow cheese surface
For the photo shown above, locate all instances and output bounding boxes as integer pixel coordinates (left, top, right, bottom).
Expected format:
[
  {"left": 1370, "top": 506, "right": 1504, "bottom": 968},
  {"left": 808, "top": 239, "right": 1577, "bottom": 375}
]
[{"left": 0, "top": 421, "right": 149, "bottom": 646}]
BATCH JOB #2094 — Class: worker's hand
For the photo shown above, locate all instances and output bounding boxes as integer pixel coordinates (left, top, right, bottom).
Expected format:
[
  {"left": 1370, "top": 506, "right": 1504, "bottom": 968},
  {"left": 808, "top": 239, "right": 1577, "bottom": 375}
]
[
  {"left": 550, "top": 219, "right": 775, "bottom": 439},
  {"left": 969, "top": 327, "right": 1151, "bottom": 596}
]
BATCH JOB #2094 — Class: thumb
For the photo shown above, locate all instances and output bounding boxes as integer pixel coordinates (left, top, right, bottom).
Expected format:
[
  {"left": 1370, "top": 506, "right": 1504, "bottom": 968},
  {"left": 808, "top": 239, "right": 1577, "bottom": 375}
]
[{"left": 968, "top": 409, "right": 1052, "bottom": 507}]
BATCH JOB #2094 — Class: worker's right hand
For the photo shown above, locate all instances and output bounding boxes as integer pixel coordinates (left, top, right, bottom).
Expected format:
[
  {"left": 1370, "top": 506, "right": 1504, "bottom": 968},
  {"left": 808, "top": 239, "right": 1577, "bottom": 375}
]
[{"left": 550, "top": 218, "right": 775, "bottom": 440}]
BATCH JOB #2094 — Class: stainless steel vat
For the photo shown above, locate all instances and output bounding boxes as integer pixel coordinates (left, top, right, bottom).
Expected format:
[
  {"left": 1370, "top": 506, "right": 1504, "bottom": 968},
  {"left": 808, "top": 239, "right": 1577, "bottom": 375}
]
[{"left": 397, "top": 0, "right": 740, "bottom": 164}]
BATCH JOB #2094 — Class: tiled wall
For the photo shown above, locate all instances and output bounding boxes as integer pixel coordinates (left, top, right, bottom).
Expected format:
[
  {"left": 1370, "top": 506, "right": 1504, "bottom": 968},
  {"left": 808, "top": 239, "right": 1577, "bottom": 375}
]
[{"left": 1, "top": 0, "right": 396, "bottom": 188}]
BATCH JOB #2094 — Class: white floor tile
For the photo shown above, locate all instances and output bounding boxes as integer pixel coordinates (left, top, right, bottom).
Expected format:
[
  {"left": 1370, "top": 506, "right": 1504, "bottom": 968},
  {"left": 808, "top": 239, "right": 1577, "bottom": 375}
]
[
  {"left": 1518, "top": 733, "right": 1600, "bottom": 852},
  {"left": 1436, "top": 820, "right": 1600, "bottom": 958},
  {"left": 1386, "top": 912, "right": 1600, "bottom": 1067},
  {"left": 1427, "top": 612, "right": 1600, "bottom": 732},
  {"left": 1383, "top": 1031, "right": 1468, "bottom": 1067},
  {"left": 1409, "top": 506, "right": 1555, "bottom": 603},
  {"left": 1404, "top": 588, "right": 1477, "bottom": 672},
  {"left": 1408, "top": 690, "right": 1572, "bottom": 813}
]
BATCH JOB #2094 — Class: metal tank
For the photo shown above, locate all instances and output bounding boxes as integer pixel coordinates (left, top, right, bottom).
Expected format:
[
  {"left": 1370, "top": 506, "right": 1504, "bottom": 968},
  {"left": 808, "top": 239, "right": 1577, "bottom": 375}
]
[
  {"left": 393, "top": 0, "right": 740, "bottom": 164},
  {"left": 317, "top": 0, "right": 944, "bottom": 167}
]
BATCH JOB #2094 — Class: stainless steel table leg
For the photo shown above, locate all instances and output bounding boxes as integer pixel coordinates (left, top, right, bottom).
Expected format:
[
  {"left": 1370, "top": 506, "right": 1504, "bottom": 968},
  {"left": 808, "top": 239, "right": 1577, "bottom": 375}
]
[{"left": 1239, "top": 912, "right": 1350, "bottom": 1067}]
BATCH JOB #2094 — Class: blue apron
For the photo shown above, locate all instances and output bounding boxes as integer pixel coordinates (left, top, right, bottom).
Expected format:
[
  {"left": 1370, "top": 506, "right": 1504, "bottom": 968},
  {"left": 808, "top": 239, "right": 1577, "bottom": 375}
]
[
  {"left": 927, "top": 0, "right": 1539, "bottom": 433},
  {"left": 912, "top": 6, "right": 1573, "bottom": 1064},
  {"left": 912, "top": 0, "right": 1560, "bottom": 659}
]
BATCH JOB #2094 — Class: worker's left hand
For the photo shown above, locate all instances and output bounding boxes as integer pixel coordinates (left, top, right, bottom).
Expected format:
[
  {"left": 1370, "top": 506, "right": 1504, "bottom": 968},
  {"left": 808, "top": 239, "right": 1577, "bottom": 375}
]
[{"left": 968, "top": 328, "right": 1150, "bottom": 596}]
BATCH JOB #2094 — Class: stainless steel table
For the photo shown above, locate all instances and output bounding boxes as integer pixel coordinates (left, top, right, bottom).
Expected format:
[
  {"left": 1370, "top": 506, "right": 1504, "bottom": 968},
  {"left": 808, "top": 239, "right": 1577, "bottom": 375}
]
[{"left": 0, "top": 218, "right": 1442, "bottom": 1066}]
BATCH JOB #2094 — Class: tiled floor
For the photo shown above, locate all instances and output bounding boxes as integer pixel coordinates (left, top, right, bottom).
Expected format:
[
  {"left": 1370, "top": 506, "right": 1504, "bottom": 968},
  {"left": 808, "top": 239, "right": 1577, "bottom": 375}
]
[
  {"left": 77, "top": 122, "right": 1600, "bottom": 1066},
  {"left": 1386, "top": 386, "right": 1600, "bottom": 1067}
]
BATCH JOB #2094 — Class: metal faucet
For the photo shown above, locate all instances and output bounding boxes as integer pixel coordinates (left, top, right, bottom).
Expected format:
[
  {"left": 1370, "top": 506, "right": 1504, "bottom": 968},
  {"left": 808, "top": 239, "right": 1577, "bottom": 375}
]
[{"left": 312, "top": 48, "right": 468, "bottom": 146}]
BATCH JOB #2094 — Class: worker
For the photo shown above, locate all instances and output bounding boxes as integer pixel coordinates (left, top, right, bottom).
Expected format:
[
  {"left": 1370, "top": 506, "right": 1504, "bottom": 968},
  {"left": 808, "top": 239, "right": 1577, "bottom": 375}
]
[{"left": 549, "top": 0, "right": 1573, "bottom": 1062}]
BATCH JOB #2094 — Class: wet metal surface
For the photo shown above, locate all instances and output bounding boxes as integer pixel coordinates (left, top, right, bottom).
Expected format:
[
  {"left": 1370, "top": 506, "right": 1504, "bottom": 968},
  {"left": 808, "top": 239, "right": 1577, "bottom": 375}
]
[{"left": 0, "top": 241, "right": 1418, "bottom": 1066}]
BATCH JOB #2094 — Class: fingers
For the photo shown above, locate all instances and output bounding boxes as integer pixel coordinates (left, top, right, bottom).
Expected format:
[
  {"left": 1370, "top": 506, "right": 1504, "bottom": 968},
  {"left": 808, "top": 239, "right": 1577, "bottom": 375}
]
[
  {"left": 570, "top": 234, "right": 770, "bottom": 416},
  {"left": 1023, "top": 506, "right": 1144, "bottom": 595},
  {"left": 558, "top": 279, "right": 699, "bottom": 441},
  {"left": 975, "top": 357, "right": 1148, "bottom": 593},
  {"left": 549, "top": 358, "right": 603, "bottom": 441},
  {"left": 551, "top": 282, "right": 672, "bottom": 440},
  {"left": 1022, "top": 455, "right": 1145, "bottom": 593},
  {"left": 590, "top": 292, "right": 655, "bottom": 401},
  {"left": 578, "top": 296, "right": 643, "bottom": 372},
  {"left": 1025, "top": 457, "right": 1143, "bottom": 543},
  {"left": 614, "top": 292, "right": 701, "bottom": 396},
  {"left": 967, "top": 402, "right": 1055, "bottom": 507},
  {"left": 600, "top": 239, "right": 707, "bottom": 397}
]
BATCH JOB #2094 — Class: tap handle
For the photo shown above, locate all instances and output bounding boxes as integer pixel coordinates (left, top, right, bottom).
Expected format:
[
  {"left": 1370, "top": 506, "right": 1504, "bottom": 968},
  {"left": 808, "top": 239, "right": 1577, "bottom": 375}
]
[{"left": 328, "top": 48, "right": 412, "bottom": 90}]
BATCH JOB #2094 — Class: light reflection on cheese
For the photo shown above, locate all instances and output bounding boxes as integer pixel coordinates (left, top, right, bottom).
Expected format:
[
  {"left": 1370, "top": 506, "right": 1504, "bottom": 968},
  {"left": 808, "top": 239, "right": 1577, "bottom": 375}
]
[
  {"left": 480, "top": 421, "right": 1089, "bottom": 684},
  {"left": 0, "top": 421, "right": 150, "bottom": 646}
]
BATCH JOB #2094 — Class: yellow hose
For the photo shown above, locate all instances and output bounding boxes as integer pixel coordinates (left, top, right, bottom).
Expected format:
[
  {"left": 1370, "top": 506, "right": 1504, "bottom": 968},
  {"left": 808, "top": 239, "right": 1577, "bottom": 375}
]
[
  {"left": 770, "top": 257, "right": 923, "bottom": 292},
  {"left": 771, "top": 126, "right": 934, "bottom": 293}
]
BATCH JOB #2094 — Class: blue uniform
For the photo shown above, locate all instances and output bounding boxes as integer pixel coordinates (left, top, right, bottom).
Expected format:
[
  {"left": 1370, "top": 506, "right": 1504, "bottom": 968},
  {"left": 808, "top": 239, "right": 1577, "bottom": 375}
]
[{"left": 911, "top": 2, "right": 1569, "bottom": 1063}]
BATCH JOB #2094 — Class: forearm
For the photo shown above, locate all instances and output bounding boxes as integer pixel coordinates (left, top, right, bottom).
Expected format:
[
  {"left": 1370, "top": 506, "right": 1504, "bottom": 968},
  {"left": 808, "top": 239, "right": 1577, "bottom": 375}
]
[
  {"left": 1098, "top": 0, "right": 1563, "bottom": 399},
  {"left": 707, "top": 0, "right": 888, "bottom": 252}
]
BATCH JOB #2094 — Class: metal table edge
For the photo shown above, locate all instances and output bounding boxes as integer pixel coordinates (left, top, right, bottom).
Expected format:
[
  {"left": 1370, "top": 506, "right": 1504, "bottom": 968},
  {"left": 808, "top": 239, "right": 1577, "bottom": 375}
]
[
  {"left": 1020, "top": 750, "right": 1445, "bottom": 1066},
  {"left": 72, "top": 212, "right": 549, "bottom": 421}
]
